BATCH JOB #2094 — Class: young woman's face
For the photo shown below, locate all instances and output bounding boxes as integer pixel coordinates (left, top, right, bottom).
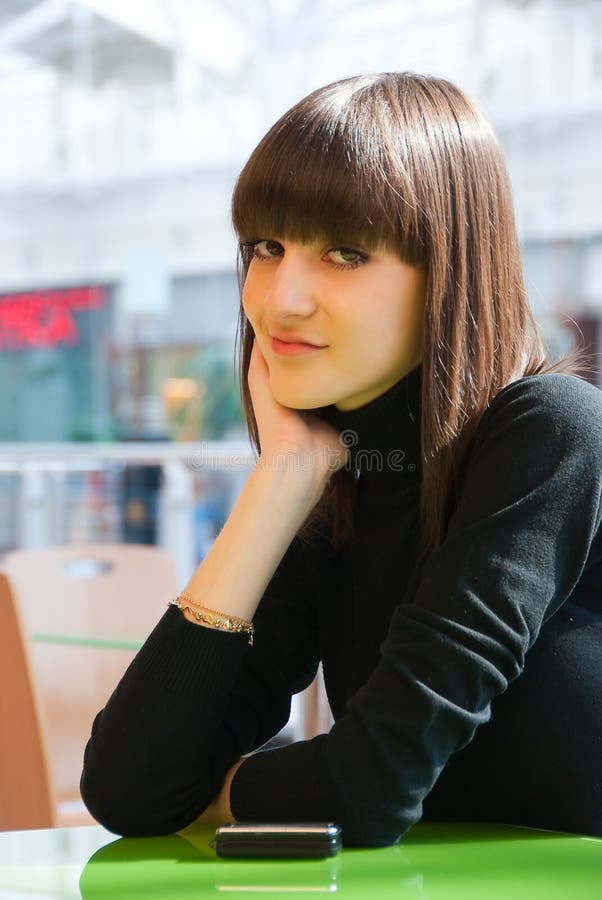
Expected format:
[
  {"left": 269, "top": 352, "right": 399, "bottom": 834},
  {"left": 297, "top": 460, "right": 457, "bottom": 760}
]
[{"left": 242, "top": 237, "right": 427, "bottom": 411}]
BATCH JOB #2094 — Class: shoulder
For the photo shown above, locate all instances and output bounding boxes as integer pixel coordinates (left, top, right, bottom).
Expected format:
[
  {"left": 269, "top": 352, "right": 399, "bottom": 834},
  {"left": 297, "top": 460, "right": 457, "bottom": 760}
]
[
  {"left": 451, "top": 373, "right": 602, "bottom": 541},
  {"left": 490, "top": 371, "right": 602, "bottom": 415},
  {"left": 474, "top": 372, "right": 602, "bottom": 455}
]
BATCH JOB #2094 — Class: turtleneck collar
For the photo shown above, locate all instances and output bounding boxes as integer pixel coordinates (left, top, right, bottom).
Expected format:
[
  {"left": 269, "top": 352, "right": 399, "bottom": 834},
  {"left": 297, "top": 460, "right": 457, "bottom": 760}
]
[{"left": 318, "top": 363, "right": 422, "bottom": 493}]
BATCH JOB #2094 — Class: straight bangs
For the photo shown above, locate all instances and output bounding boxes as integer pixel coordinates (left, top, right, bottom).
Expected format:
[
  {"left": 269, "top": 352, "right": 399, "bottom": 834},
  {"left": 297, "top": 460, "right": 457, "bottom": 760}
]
[{"left": 231, "top": 80, "right": 428, "bottom": 269}]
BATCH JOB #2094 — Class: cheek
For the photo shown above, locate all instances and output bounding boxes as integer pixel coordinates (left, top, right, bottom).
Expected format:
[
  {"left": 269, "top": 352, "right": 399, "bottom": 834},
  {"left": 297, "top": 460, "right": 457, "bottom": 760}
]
[
  {"left": 241, "top": 280, "right": 256, "bottom": 324},
  {"left": 241, "top": 266, "right": 268, "bottom": 326},
  {"left": 360, "top": 292, "right": 424, "bottom": 354}
]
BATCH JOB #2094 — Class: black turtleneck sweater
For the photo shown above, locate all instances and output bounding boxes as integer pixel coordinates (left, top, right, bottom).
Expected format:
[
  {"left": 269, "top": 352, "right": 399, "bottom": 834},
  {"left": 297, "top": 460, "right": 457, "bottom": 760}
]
[{"left": 81, "top": 366, "right": 602, "bottom": 846}]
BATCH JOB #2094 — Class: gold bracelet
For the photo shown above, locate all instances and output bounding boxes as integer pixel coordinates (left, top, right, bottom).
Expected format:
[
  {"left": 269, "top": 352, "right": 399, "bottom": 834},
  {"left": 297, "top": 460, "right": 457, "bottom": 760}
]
[{"left": 169, "top": 592, "right": 254, "bottom": 646}]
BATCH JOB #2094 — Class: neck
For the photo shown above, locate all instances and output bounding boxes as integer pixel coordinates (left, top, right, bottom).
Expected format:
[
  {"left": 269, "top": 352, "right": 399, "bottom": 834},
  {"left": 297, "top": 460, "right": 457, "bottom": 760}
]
[{"left": 318, "top": 364, "right": 422, "bottom": 493}]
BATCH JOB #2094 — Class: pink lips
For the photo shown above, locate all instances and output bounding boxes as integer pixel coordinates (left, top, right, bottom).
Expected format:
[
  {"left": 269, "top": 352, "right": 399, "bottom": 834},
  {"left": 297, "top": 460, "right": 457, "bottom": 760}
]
[{"left": 271, "top": 337, "right": 325, "bottom": 357}]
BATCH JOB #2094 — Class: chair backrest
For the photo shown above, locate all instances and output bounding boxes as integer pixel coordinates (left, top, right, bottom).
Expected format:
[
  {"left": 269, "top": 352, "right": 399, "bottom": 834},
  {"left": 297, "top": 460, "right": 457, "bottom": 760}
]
[
  {"left": 3, "top": 544, "right": 180, "bottom": 818},
  {"left": 0, "top": 571, "right": 57, "bottom": 830},
  {"left": 4, "top": 543, "right": 179, "bottom": 642}
]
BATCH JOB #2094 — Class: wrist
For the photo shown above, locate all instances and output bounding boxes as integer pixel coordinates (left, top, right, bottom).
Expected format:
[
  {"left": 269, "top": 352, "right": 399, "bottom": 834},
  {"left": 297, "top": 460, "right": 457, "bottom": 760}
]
[{"left": 253, "top": 454, "right": 326, "bottom": 514}]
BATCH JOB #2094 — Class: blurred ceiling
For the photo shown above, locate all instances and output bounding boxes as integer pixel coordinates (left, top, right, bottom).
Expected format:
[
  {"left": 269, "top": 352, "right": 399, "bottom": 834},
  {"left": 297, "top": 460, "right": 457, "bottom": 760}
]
[{"left": 0, "top": 0, "right": 475, "bottom": 88}]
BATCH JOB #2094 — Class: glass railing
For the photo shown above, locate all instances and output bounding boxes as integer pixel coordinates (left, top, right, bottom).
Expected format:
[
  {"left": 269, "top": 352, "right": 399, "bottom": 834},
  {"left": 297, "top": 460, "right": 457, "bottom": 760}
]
[{"left": 0, "top": 440, "right": 255, "bottom": 587}]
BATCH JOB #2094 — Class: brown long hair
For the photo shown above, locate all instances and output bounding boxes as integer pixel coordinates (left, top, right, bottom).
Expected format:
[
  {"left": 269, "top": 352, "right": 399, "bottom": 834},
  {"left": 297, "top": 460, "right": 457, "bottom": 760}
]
[{"left": 230, "top": 71, "right": 593, "bottom": 564}]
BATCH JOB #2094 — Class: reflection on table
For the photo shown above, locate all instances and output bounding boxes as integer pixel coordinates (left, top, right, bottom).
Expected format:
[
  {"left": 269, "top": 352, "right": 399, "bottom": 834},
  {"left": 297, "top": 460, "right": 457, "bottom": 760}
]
[{"left": 0, "top": 819, "right": 601, "bottom": 900}]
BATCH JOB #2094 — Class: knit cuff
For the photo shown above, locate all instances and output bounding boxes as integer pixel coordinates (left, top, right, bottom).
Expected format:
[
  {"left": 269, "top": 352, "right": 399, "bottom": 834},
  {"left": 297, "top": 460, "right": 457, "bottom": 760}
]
[{"left": 127, "top": 604, "right": 249, "bottom": 698}]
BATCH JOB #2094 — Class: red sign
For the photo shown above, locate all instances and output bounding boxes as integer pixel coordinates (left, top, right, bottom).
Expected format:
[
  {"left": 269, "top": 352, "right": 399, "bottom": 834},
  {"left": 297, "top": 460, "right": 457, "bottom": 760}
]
[{"left": 0, "top": 286, "right": 107, "bottom": 350}]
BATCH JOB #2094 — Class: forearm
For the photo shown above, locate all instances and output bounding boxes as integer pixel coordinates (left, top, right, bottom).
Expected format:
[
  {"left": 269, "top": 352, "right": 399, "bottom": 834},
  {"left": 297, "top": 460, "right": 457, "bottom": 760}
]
[
  {"left": 181, "top": 463, "right": 315, "bottom": 624},
  {"left": 80, "top": 610, "right": 249, "bottom": 835},
  {"left": 81, "top": 464, "right": 316, "bottom": 835}
]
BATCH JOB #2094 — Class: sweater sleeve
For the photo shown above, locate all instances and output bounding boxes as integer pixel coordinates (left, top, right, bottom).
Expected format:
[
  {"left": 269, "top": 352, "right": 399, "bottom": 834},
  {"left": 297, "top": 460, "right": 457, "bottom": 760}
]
[
  {"left": 229, "top": 373, "right": 602, "bottom": 846},
  {"left": 80, "top": 530, "right": 321, "bottom": 835}
]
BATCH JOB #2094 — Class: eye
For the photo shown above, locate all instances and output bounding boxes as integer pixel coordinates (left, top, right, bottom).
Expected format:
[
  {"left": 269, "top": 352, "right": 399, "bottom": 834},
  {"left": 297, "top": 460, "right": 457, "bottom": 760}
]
[
  {"left": 327, "top": 248, "right": 367, "bottom": 270},
  {"left": 239, "top": 240, "right": 282, "bottom": 261},
  {"left": 239, "top": 240, "right": 367, "bottom": 270}
]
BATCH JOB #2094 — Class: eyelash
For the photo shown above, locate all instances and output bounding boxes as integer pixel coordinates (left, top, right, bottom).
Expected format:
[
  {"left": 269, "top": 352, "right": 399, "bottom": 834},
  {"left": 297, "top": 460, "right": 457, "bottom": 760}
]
[{"left": 239, "top": 240, "right": 368, "bottom": 271}]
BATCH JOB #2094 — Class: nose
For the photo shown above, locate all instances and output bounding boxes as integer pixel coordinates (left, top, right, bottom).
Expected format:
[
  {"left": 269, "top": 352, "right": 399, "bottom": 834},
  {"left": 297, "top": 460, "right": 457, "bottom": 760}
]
[{"left": 262, "top": 251, "right": 317, "bottom": 318}]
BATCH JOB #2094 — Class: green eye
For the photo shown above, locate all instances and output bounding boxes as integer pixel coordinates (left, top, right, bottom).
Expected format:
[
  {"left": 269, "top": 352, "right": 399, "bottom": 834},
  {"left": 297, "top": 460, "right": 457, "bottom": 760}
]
[{"left": 329, "top": 248, "right": 367, "bottom": 269}]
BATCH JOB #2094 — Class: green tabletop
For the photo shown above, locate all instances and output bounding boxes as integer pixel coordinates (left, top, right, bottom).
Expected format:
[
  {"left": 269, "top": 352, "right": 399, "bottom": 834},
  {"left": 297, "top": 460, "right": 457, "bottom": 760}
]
[{"left": 0, "top": 820, "right": 601, "bottom": 899}]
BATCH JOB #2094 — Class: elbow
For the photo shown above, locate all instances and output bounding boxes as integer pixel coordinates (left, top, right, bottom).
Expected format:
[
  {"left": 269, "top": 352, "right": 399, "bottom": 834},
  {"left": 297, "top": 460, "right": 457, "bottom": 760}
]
[
  {"left": 334, "top": 796, "right": 417, "bottom": 848},
  {"left": 326, "top": 798, "right": 413, "bottom": 848},
  {"left": 80, "top": 766, "right": 203, "bottom": 838},
  {"left": 79, "top": 769, "right": 150, "bottom": 836},
  {"left": 80, "top": 741, "right": 146, "bottom": 836}
]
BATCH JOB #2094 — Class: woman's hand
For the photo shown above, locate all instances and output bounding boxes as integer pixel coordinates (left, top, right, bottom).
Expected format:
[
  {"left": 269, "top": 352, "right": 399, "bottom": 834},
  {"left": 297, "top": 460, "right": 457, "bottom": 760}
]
[{"left": 248, "top": 338, "right": 349, "bottom": 504}]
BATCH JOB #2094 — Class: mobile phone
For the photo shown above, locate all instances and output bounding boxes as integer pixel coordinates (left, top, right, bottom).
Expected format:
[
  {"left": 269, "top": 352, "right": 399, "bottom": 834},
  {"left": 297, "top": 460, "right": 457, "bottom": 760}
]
[{"left": 212, "top": 822, "right": 342, "bottom": 858}]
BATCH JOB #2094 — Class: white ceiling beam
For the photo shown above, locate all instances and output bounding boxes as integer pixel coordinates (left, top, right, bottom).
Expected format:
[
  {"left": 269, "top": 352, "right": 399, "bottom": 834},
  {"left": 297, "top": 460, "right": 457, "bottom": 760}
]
[
  {"left": 0, "top": 0, "right": 68, "bottom": 52},
  {"left": 73, "top": 0, "right": 178, "bottom": 55},
  {"left": 73, "top": 0, "right": 242, "bottom": 85}
]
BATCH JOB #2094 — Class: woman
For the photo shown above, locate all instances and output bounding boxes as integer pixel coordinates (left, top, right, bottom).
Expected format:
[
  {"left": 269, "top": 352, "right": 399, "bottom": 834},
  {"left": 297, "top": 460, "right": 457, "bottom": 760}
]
[{"left": 81, "top": 72, "right": 602, "bottom": 847}]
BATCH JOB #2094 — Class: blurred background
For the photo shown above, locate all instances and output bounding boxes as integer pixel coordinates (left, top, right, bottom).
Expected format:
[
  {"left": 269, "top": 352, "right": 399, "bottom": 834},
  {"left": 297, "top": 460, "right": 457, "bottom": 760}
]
[{"left": 1, "top": 0, "right": 601, "bottom": 573}]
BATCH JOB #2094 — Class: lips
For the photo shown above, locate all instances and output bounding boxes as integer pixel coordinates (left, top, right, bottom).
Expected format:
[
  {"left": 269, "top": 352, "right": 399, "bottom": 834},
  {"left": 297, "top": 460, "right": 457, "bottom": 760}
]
[
  {"left": 270, "top": 337, "right": 326, "bottom": 356},
  {"left": 269, "top": 332, "right": 325, "bottom": 347}
]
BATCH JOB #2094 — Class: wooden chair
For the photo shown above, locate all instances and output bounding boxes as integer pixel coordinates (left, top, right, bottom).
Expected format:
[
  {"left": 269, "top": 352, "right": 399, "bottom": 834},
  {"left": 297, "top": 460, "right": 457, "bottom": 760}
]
[
  {"left": 0, "top": 571, "right": 56, "bottom": 830},
  {"left": 2, "top": 543, "right": 180, "bottom": 828}
]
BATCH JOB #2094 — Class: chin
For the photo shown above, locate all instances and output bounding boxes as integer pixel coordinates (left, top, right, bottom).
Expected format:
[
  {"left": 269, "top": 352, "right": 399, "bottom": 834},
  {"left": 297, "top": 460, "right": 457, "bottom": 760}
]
[{"left": 271, "top": 387, "right": 332, "bottom": 411}]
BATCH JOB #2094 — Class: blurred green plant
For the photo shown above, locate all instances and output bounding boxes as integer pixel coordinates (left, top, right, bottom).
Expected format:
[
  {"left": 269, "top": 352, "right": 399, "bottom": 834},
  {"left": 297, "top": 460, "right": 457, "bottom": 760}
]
[{"left": 177, "top": 342, "right": 244, "bottom": 440}]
